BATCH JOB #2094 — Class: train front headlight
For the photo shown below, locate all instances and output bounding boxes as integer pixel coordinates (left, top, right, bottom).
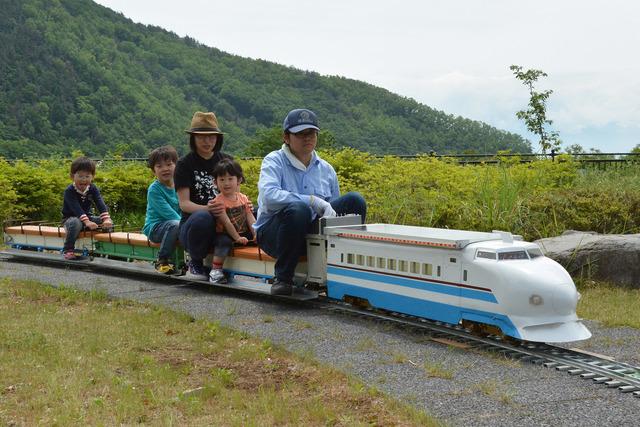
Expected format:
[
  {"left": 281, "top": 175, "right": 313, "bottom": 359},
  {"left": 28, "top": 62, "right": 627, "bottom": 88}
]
[{"left": 529, "top": 294, "right": 544, "bottom": 306}]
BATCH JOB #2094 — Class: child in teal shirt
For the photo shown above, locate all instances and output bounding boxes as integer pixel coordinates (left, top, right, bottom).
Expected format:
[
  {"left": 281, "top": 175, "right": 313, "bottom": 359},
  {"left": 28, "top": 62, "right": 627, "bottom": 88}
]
[{"left": 143, "top": 146, "right": 181, "bottom": 274}]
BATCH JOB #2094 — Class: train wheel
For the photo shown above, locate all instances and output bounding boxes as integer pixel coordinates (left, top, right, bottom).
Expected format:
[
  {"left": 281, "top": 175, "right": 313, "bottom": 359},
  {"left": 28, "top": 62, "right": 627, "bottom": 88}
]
[
  {"left": 461, "top": 320, "right": 503, "bottom": 338},
  {"left": 343, "top": 295, "right": 371, "bottom": 309}
]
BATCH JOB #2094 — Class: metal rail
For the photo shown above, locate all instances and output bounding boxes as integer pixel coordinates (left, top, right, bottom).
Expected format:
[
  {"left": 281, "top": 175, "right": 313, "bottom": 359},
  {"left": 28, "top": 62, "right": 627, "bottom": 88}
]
[{"left": 318, "top": 302, "right": 640, "bottom": 397}]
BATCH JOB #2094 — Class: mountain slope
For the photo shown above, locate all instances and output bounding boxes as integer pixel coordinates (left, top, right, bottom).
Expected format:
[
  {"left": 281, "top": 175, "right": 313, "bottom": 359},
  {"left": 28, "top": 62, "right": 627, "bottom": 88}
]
[{"left": 0, "top": 0, "right": 531, "bottom": 157}]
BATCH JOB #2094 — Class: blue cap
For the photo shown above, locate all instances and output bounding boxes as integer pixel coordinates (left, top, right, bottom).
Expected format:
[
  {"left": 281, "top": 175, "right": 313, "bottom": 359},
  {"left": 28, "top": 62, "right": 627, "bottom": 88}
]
[{"left": 283, "top": 109, "right": 319, "bottom": 133}]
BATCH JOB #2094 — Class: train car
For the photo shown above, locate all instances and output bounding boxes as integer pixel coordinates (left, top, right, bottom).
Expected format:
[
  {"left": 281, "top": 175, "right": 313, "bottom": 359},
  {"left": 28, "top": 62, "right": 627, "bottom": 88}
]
[
  {"left": 2, "top": 217, "right": 591, "bottom": 343},
  {"left": 321, "top": 224, "right": 591, "bottom": 343}
]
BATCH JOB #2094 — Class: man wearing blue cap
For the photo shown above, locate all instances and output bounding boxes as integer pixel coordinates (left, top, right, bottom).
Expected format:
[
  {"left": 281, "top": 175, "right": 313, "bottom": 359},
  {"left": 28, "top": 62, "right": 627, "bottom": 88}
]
[{"left": 254, "top": 108, "right": 367, "bottom": 296}]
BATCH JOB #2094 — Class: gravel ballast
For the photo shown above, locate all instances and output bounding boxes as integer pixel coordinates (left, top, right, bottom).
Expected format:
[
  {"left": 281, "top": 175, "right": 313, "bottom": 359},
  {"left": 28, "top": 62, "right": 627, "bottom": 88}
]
[{"left": 1, "top": 259, "right": 639, "bottom": 426}]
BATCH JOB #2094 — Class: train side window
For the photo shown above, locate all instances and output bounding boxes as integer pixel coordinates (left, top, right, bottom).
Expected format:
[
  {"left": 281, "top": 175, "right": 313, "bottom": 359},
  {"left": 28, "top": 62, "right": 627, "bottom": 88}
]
[
  {"left": 422, "top": 263, "right": 432, "bottom": 275},
  {"left": 387, "top": 259, "right": 397, "bottom": 270},
  {"left": 449, "top": 257, "right": 457, "bottom": 263},
  {"left": 437, "top": 265, "right": 441, "bottom": 277},
  {"left": 463, "top": 270, "right": 468, "bottom": 281},
  {"left": 476, "top": 250, "right": 497, "bottom": 260},
  {"left": 377, "top": 257, "right": 386, "bottom": 269},
  {"left": 410, "top": 261, "right": 420, "bottom": 274},
  {"left": 347, "top": 253, "right": 355, "bottom": 264},
  {"left": 366, "top": 256, "right": 375, "bottom": 267},
  {"left": 341, "top": 253, "right": 344, "bottom": 263},
  {"left": 356, "top": 254, "right": 365, "bottom": 266},
  {"left": 398, "top": 260, "right": 408, "bottom": 272}
]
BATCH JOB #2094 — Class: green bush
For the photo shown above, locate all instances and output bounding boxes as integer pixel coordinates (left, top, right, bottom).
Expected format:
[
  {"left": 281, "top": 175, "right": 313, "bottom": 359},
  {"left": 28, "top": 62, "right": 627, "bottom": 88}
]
[
  {"left": 94, "top": 161, "right": 152, "bottom": 217},
  {"left": 0, "top": 159, "right": 19, "bottom": 224},
  {"left": 7, "top": 160, "right": 68, "bottom": 222},
  {"left": 2, "top": 149, "right": 640, "bottom": 241}
]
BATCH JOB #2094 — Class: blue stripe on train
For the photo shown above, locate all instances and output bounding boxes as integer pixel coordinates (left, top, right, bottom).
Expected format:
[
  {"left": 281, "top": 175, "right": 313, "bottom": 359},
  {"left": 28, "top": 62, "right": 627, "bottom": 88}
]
[
  {"left": 327, "top": 279, "right": 520, "bottom": 339},
  {"left": 327, "top": 265, "right": 498, "bottom": 303}
]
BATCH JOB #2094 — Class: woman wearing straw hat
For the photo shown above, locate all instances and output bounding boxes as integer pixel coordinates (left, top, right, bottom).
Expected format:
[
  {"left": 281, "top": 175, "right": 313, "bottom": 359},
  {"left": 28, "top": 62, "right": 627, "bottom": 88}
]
[{"left": 175, "top": 111, "right": 231, "bottom": 280}]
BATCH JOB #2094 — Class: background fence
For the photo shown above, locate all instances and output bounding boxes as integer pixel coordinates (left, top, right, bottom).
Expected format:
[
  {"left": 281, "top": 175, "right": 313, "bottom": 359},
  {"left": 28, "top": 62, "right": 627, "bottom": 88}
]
[{"left": 6, "top": 151, "right": 640, "bottom": 169}]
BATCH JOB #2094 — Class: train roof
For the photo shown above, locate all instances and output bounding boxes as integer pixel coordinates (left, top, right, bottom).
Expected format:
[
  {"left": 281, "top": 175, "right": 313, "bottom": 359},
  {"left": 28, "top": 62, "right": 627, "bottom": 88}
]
[{"left": 323, "top": 223, "right": 521, "bottom": 249}]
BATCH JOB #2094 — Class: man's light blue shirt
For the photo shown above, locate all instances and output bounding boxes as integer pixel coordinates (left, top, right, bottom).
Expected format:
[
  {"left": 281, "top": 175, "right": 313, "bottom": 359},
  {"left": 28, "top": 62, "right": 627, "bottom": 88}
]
[{"left": 253, "top": 146, "right": 340, "bottom": 231}]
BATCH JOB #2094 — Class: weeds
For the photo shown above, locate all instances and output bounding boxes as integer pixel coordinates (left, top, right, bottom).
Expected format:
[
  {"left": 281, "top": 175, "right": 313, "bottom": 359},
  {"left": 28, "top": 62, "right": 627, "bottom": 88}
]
[
  {"left": 423, "top": 360, "right": 455, "bottom": 379},
  {"left": 474, "top": 379, "right": 515, "bottom": 405}
]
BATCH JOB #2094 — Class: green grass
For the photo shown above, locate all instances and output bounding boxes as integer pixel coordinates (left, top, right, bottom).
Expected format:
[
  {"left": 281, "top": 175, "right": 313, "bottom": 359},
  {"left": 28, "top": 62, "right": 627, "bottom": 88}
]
[
  {"left": 0, "top": 278, "right": 438, "bottom": 426},
  {"left": 423, "top": 361, "right": 455, "bottom": 380},
  {"left": 473, "top": 380, "right": 515, "bottom": 405},
  {"left": 577, "top": 280, "right": 640, "bottom": 329}
]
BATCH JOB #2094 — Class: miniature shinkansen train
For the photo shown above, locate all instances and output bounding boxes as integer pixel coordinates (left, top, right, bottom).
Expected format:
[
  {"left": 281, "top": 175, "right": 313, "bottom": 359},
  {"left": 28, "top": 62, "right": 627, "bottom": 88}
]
[{"left": 2, "top": 216, "right": 591, "bottom": 343}]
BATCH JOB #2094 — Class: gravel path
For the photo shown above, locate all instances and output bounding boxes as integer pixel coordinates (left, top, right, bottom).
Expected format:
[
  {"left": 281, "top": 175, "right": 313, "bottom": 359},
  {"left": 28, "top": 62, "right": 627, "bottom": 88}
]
[{"left": 1, "top": 259, "right": 639, "bottom": 426}]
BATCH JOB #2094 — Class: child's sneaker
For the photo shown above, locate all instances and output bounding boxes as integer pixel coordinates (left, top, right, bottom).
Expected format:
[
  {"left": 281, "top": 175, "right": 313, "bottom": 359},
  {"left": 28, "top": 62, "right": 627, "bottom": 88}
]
[
  {"left": 154, "top": 259, "right": 176, "bottom": 275},
  {"left": 63, "top": 250, "right": 78, "bottom": 260},
  {"left": 185, "top": 261, "right": 208, "bottom": 281},
  {"left": 209, "top": 268, "right": 227, "bottom": 284}
]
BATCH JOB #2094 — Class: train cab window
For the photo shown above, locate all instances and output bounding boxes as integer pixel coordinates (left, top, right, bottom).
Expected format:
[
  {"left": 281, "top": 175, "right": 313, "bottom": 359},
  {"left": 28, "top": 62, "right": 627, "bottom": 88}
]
[
  {"left": 366, "top": 256, "right": 375, "bottom": 267},
  {"left": 347, "top": 253, "right": 355, "bottom": 264},
  {"left": 377, "top": 257, "right": 386, "bottom": 269},
  {"left": 476, "top": 250, "right": 497, "bottom": 260},
  {"left": 387, "top": 259, "right": 397, "bottom": 270},
  {"left": 410, "top": 261, "right": 420, "bottom": 274},
  {"left": 398, "top": 260, "right": 408, "bottom": 272},
  {"left": 356, "top": 254, "right": 365, "bottom": 266},
  {"left": 498, "top": 250, "right": 529, "bottom": 261},
  {"left": 527, "top": 248, "right": 544, "bottom": 259},
  {"left": 422, "top": 263, "right": 433, "bottom": 275}
]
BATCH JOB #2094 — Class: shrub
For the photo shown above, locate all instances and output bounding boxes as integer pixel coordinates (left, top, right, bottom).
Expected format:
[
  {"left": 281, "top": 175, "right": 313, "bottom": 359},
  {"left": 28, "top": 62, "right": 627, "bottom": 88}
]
[
  {"left": 8, "top": 160, "right": 68, "bottom": 222},
  {"left": 3, "top": 150, "right": 640, "bottom": 242},
  {"left": 0, "top": 159, "right": 19, "bottom": 224}
]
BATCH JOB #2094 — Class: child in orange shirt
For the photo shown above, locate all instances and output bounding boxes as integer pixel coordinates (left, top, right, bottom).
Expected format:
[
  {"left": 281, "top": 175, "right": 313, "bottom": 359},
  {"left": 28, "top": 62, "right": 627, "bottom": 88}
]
[{"left": 209, "top": 158, "right": 256, "bottom": 283}]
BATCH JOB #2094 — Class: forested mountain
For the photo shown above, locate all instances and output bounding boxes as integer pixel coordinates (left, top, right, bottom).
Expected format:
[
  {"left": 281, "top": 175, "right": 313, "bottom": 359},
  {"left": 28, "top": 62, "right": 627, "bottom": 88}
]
[{"left": 0, "top": 0, "right": 532, "bottom": 157}]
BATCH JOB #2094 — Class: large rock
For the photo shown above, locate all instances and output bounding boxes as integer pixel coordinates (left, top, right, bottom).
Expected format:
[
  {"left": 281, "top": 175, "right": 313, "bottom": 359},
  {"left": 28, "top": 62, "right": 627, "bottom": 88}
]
[{"left": 535, "top": 231, "right": 640, "bottom": 288}]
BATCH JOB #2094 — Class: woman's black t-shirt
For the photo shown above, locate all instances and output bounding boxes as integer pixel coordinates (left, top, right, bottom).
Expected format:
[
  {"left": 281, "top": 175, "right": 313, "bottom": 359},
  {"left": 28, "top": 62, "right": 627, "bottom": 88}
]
[{"left": 174, "top": 151, "right": 231, "bottom": 223}]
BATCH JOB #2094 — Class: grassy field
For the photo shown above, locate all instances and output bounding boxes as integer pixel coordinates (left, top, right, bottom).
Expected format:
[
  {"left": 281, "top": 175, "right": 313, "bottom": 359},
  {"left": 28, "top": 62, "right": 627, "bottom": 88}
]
[
  {"left": 0, "top": 278, "right": 438, "bottom": 426},
  {"left": 1, "top": 271, "right": 638, "bottom": 425},
  {"left": 576, "top": 280, "right": 640, "bottom": 329}
]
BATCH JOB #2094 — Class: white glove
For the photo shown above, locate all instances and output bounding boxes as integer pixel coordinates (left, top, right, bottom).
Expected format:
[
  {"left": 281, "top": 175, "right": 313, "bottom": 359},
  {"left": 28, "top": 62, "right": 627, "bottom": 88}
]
[{"left": 310, "top": 195, "right": 336, "bottom": 218}]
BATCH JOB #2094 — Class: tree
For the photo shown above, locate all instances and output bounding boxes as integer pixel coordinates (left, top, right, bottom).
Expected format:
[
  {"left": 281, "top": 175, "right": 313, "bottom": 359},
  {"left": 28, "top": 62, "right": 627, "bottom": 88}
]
[
  {"left": 510, "top": 65, "right": 561, "bottom": 154},
  {"left": 243, "top": 125, "right": 339, "bottom": 157},
  {"left": 242, "top": 126, "right": 282, "bottom": 157},
  {"left": 564, "top": 144, "right": 585, "bottom": 155}
]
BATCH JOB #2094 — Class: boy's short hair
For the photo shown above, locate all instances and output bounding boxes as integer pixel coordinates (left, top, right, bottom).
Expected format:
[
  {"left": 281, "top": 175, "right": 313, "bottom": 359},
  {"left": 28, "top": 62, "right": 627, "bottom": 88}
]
[
  {"left": 70, "top": 156, "right": 96, "bottom": 175},
  {"left": 147, "top": 145, "right": 178, "bottom": 170},
  {"left": 212, "top": 158, "right": 244, "bottom": 183}
]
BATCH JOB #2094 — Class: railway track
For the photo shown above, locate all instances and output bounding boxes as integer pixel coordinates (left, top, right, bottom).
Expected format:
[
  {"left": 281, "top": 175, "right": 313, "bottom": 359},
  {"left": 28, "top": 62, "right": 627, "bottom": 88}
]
[
  {"left": 2, "top": 250, "right": 639, "bottom": 398},
  {"left": 322, "top": 302, "right": 640, "bottom": 398}
]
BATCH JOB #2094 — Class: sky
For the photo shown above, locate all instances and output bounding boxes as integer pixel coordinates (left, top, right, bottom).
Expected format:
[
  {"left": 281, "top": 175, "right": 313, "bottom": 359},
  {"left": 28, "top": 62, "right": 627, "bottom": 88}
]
[{"left": 94, "top": 0, "right": 640, "bottom": 152}]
